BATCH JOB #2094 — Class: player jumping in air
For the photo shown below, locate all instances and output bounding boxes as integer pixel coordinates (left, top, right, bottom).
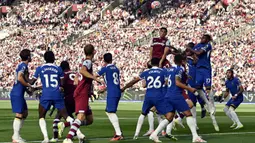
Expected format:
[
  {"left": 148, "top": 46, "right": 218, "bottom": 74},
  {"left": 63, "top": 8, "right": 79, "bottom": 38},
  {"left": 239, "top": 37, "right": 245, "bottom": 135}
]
[
  {"left": 121, "top": 58, "right": 167, "bottom": 140},
  {"left": 150, "top": 54, "right": 206, "bottom": 143},
  {"left": 96, "top": 53, "right": 123, "bottom": 141},
  {"left": 63, "top": 44, "right": 101, "bottom": 143},
  {"left": 187, "top": 34, "right": 219, "bottom": 131},
  {"left": 31, "top": 51, "right": 79, "bottom": 143},
  {"left": 221, "top": 69, "right": 244, "bottom": 129},
  {"left": 10, "top": 49, "right": 33, "bottom": 143}
]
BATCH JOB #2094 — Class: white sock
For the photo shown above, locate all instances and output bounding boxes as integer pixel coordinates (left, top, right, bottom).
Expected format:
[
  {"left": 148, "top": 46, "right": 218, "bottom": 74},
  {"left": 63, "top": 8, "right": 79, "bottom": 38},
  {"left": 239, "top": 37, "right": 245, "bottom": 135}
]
[
  {"left": 156, "top": 114, "right": 165, "bottom": 132},
  {"left": 152, "top": 119, "right": 169, "bottom": 136},
  {"left": 39, "top": 118, "right": 48, "bottom": 139},
  {"left": 190, "top": 107, "right": 197, "bottom": 127},
  {"left": 106, "top": 113, "right": 122, "bottom": 136},
  {"left": 198, "top": 90, "right": 210, "bottom": 105},
  {"left": 208, "top": 90, "right": 215, "bottom": 108},
  {"left": 20, "top": 119, "right": 24, "bottom": 129},
  {"left": 13, "top": 118, "right": 21, "bottom": 139},
  {"left": 135, "top": 114, "right": 145, "bottom": 136},
  {"left": 166, "top": 122, "right": 173, "bottom": 135},
  {"left": 210, "top": 113, "right": 218, "bottom": 125},
  {"left": 148, "top": 111, "right": 154, "bottom": 131},
  {"left": 223, "top": 107, "right": 235, "bottom": 123},
  {"left": 66, "top": 116, "right": 74, "bottom": 125},
  {"left": 229, "top": 107, "right": 242, "bottom": 125},
  {"left": 186, "top": 116, "right": 198, "bottom": 139}
]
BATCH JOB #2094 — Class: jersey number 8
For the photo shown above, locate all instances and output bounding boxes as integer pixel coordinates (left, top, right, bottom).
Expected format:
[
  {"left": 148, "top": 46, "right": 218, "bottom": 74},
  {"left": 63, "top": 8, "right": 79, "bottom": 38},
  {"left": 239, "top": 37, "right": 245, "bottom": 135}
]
[
  {"left": 147, "top": 76, "right": 161, "bottom": 89},
  {"left": 113, "top": 72, "right": 119, "bottom": 85}
]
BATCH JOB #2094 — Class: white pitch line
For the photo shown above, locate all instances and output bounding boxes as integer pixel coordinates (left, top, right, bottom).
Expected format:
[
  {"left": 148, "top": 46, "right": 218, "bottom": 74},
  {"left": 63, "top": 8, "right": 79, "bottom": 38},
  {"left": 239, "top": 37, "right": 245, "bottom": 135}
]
[{"left": 1, "top": 132, "right": 255, "bottom": 143}]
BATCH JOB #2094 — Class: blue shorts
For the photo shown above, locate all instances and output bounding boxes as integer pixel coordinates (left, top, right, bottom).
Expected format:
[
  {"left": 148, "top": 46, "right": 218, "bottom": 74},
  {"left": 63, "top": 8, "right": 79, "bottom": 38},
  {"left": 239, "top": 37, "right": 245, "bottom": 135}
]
[
  {"left": 226, "top": 96, "right": 243, "bottom": 109},
  {"left": 142, "top": 97, "right": 167, "bottom": 115},
  {"left": 165, "top": 95, "right": 190, "bottom": 113},
  {"left": 196, "top": 67, "right": 212, "bottom": 88},
  {"left": 40, "top": 98, "right": 65, "bottom": 111},
  {"left": 11, "top": 96, "right": 28, "bottom": 113},
  {"left": 106, "top": 97, "right": 121, "bottom": 113}
]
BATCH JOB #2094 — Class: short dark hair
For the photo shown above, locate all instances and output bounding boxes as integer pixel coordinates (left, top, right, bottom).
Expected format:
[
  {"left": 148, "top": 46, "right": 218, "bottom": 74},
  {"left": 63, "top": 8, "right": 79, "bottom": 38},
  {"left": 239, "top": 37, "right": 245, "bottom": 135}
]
[
  {"left": 227, "top": 69, "right": 234, "bottom": 75},
  {"left": 204, "top": 34, "right": 212, "bottom": 41},
  {"left": 174, "top": 54, "right": 183, "bottom": 64},
  {"left": 60, "top": 61, "right": 70, "bottom": 71},
  {"left": 187, "top": 42, "right": 195, "bottom": 49},
  {"left": 151, "top": 58, "right": 160, "bottom": 66},
  {"left": 160, "top": 27, "right": 167, "bottom": 33},
  {"left": 44, "top": 51, "right": 55, "bottom": 63},
  {"left": 103, "top": 53, "right": 112, "bottom": 63},
  {"left": 20, "top": 49, "right": 31, "bottom": 61},
  {"left": 84, "top": 44, "right": 95, "bottom": 56}
]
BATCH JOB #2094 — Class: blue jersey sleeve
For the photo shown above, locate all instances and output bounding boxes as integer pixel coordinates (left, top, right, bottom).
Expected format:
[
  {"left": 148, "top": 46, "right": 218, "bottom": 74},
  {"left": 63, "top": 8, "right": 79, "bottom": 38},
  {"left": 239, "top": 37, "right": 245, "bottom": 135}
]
[
  {"left": 33, "top": 67, "right": 40, "bottom": 79},
  {"left": 97, "top": 67, "right": 107, "bottom": 76},
  {"left": 18, "top": 64, "right": 27, "bottom": 74},
  {"left": 201, "top": 43, "right": 212, "bottom": 52},
  {"left": 235, "top": 78, "right": 242, "bottom": 87},
  {"left": 175, "top": 67, "right": 184, "bottom": 79},
  {"left": 58, "top": 67, "right": 64, "bottom": 79},
  {"left": 139, "top": 71, "right": 147, "bottom": 79}
]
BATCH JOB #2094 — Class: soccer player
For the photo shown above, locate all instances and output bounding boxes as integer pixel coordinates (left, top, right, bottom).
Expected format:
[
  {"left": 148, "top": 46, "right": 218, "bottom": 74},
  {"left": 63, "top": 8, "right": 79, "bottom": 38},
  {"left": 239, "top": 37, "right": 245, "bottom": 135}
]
[
  {"left": 31, "top": 51, "right": 77, "bottom": 143},
  {"left": 10, "top": 49, "right": 32, "bottom": 143},
  {"left": 63, "top": 44, "right": 101, "bottom": 143},
  {"left": 51, "top": 61, "right": 93, "bottom": 141},
  {"left": 150, "top": 27, "right": 171, "bottom": 68},
  {"left": 221, "top": 69, "right": 244, "bottom": 129},
  {"left": 121, "top": 58, "right": 167, "bottom": 140},
  {"left": 95, "top": 53, "right": 123, "bottom": 141},
  {"left": 149, "top": 54, "right": 206, "bottom": 143},
  {"left": 187, "top": 34, "right": 219, "bottom": 131}
]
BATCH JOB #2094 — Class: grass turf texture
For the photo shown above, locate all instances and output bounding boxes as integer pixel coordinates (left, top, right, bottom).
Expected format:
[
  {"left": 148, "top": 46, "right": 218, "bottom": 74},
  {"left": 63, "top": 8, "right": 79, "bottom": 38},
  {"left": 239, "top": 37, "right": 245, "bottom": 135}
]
[{"left": 0, "top": 100, "right": 255, "bottom": 143}]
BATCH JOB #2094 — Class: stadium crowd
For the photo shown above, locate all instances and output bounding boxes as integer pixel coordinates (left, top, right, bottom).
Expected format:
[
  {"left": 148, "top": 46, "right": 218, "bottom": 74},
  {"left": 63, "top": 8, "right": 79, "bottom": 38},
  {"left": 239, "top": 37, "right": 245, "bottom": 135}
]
[{"left": 0, "top": 0, "right": 254, "bottom": 95}]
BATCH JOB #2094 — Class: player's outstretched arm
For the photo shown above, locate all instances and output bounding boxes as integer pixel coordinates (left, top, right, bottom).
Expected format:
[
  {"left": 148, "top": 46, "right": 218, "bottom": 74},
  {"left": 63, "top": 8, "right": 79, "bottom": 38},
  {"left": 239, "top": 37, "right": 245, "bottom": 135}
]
[
  {"left": 175, "top": 76, "right": 196, "bottom": 93},
  {"left": 80, "top": 66, "right": 101, "bottom": 83},
  {"left": 159, "top": 47, "right": 169, "bottom": 67},
  {"left": 121, "top": 77, "right": 140, "bottom": 92}
]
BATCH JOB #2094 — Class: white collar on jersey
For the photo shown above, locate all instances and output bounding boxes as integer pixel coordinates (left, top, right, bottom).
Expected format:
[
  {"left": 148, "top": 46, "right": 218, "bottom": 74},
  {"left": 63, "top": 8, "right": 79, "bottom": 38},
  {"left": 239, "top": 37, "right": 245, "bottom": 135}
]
[
  {"left": 151, "top": 66, "right": 159, "bottom": 69},
  {"left": 106, "top": 64, "right": 114, "bottom": 67}
]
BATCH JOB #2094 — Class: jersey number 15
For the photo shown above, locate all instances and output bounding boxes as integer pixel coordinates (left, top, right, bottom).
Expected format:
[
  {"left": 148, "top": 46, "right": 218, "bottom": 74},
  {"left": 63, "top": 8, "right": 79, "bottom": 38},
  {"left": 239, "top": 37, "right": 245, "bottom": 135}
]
[{"left": 44, "top": 74, "right": 58, "bottom": 88}]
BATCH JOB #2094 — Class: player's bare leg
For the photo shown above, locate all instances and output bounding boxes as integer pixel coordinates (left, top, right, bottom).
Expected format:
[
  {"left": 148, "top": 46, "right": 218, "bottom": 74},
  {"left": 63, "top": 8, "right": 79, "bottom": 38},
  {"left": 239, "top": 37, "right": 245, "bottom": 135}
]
[
  {"left": 38, "top": 104, "right": 49, "bottom": 143},
  {"left": 149, "top": 112, "right": 175, "bottom": 143},
  {"left": 106, "top": 112, "right": 123, "bottom": 141},
  {"left": 182, "top": 110, "right": 206, "bottom": 143}
]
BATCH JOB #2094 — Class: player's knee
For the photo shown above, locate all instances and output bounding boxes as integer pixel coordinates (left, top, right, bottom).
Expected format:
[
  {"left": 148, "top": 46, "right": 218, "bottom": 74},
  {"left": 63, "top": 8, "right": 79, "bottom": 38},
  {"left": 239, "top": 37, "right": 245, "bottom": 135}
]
[
  {"left": 164, "top": 112, "right": 174, "bottom": 121},
  {"left": 186, "top": 99, "right": 194, "bottom": 108},
  {"left": 229, "top": 106, "right": 236, "bottom": 111},
  {"left": 141, "top": 112, "right": 148, "bottom": 116},
  {"left": 77, "top": 113, "right": 86, "bottom": 121},
  {"left": 223, "top": 106, "right": 229, "bottom": 113},
  {"left": 16, "top": 113, "right": 23, "bottom": 118}
]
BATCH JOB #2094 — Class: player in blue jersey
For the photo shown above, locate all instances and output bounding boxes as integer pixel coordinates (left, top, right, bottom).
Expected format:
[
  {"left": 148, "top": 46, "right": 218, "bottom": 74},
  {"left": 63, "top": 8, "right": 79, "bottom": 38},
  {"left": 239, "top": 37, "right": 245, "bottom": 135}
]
[
  {"left": 31, "top": 51, "right": 80, "bottom": 143},
  {"left": 10, "top": 49, "right": 33, "bottom": 143},
  {"left": 121, "top": 58, "right": 167, "bottom": 141},
  {"left": 95, "top": 53, "right": 123, "bottom": 141},
  {"left": 150, "top": 54, "right": 206, "bottom": 143},
  {"left": 187, "top": 35, "right": 219, "bottom": 131},
  {"left": 221, "top": 69, "right": 244, "bottom": 129}
]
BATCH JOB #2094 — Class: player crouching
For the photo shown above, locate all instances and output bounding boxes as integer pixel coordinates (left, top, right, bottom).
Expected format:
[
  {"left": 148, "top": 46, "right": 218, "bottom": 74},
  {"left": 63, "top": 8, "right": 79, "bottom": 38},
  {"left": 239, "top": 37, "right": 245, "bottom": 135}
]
[{"left": 221, "top": 69, "right": 244, "bottom": 129}]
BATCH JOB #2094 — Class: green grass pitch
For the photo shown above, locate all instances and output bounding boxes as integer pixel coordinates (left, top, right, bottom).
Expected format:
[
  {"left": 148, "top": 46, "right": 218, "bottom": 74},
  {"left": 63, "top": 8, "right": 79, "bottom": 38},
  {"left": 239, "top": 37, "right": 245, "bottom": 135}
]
[{"left": 0, "top": 100, "right": 255, "bottom": 143}]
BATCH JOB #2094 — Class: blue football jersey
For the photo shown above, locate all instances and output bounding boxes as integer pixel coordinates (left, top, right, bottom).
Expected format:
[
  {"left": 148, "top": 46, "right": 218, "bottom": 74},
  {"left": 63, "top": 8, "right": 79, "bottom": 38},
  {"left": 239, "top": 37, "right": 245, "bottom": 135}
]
[
  {"left": 140, "top": 67, "right": 166, "bottom": 98},
  {"left": 97, "top": 64, "right": 121, "bottom": 97},
  {"left": 225, "top": 77, "right": 243, "bottom": 96},
  {"left": 33, "top": 63, "right": 64, "bottom": 100},
  {"left": 187, "top": 56, "right": 196, "bottom": 78},
  {"left": 10, "top": 62, "right": 29, "bottom": 96},
  {"left": 165, "top": 65, "right": 185, "bottom": 97},
  {"left": 193, "top": 43, "right": 212, "bottom": 69}
]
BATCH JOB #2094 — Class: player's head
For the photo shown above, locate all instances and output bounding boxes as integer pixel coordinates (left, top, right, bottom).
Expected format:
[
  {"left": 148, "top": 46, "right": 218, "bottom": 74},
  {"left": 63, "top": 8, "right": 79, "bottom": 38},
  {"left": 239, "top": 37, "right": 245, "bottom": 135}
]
[
  {"left": 84, "top": 44, "right": 95, "bottom": 57},
  {"left": 226, "top": 69, "right": 234, "bottom": 79},
  {"left": 20, "top": 49, "right": 32, "bottom": 62},
  {"left": 159, "top": 27, "right": 167, "bottom": 38},
  {"left": 151, "top": 58, "right": 160, "bottom": 67},
  {"left": 60, "top": 61, "right": 70, "bottom": 71},
  {"left": 174, "top": 54, "right": 184, "bottom": 65},
  {"left": 185, "top": 42, "right": 195, "bottom": 56},
  {"left": 103, "top": 53, "right": 112, "bottom": 64},
  {"left": 201, "top": 34, "right": 212, "bottom": 43},
  {"left": 44, "top": 51, "right": 55, "bottom": 63}
]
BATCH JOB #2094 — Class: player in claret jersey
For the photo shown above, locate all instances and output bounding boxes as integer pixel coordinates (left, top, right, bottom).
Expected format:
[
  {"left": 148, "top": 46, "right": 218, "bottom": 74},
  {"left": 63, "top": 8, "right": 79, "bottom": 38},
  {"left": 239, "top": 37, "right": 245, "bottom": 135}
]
[
  {"left": 221, "top": 69, "right": 244, "bottom": 129},
  {"left": 121, "top": 58, "right": 167, "bottom": 140},
  {"left": 96, "top": 53, "right": 123, "bottom": 141},
  {"left": 10, "top": 49, "right": 33, "bottom": 143},
  {"left": 63, "top": 44, "right": 101, "bottom": 143}
]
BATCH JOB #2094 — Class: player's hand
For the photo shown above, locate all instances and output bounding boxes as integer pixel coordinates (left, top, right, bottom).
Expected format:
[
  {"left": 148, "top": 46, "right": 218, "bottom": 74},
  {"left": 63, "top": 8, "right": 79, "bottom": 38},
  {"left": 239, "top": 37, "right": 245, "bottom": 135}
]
[
  {"left": 232, "top": 96, "right": 237, "bottom": 100},
  {"left": 190, "top": 87, "right": 197, "bottom": 94},
  {"left": 95, "top": 78, "right": 102, "bottom": 84},
  {"left": 59, "top": 87, "right": 64, "bottom": 92}
]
